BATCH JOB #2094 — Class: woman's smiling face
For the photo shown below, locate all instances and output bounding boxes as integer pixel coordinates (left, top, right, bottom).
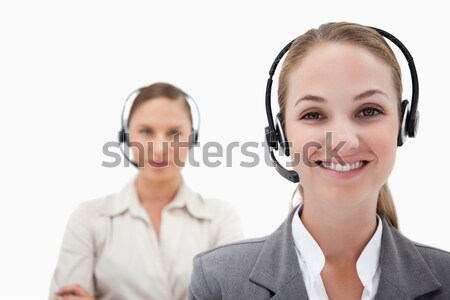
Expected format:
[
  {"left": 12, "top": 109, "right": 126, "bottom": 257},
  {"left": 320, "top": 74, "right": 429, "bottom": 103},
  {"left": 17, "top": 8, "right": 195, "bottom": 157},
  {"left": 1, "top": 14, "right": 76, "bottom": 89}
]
[{"left": 284, "top": 42, "right": 400, "bottom": 207}]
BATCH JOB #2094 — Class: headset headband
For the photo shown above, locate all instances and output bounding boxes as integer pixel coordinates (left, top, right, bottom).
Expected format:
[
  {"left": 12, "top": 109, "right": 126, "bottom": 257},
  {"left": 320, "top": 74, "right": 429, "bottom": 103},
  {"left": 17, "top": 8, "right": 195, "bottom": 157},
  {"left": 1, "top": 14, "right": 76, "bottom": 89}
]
[{"left": 121, "top": 88, "right": 200, "bottom": 136}]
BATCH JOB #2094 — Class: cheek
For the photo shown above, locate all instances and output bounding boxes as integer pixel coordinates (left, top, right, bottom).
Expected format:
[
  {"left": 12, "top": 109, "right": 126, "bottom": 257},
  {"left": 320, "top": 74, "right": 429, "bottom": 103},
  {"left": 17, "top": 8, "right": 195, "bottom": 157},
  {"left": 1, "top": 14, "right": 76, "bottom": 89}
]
[
  {"left": 128, "top": 132, "right": 144, "bottom": 151},
  {"left": 287, "top": 120, "right": 324, "bottom": 149},
  {"left": 126, "top": 135, "right": 143, "bottom": 161},
  {"left": 168, "top": 136, "right": 191, "bottom": 162},
  {"left": 368, "top": 116, "right": 398, "bottom": 147},
  {"left": 286, "top": 125, "right": 323, "bottom": 171},
  {"left": 129, "top": 145, "right": 146, "bottom": 167},
  {"left": 368, "top": 125, "right": 398, "bottom": 163},
  {"left": 362, "top": 120, "right": 399, "bottom": 179},
  {"left": 170, "top": 147, "right": 189, "bottom": 163}
]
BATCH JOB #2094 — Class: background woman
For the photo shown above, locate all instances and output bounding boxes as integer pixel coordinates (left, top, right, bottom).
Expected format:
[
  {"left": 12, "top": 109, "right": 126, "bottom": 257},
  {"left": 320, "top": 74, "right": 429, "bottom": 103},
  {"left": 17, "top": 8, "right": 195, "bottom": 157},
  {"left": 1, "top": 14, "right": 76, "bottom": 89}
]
[{"left": 50, "top": 82, "right": 243, "bottom": 300}]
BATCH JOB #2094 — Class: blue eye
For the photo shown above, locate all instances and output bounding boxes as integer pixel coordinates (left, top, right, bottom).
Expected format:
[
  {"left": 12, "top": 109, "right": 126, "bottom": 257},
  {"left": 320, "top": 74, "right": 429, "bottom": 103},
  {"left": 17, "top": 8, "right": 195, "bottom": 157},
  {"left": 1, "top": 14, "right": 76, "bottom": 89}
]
[
  {"left": 140, "top": 128, "right": 152, "bottom": 135},
  {"left": 357, "top": 107, "right": 383, "bottom": 118},
  {"left": 300, "top": 112, "right": 323, "bottom": 120},
  {"left": 169, "top": 130, "right": 181, "bottom": 137}
]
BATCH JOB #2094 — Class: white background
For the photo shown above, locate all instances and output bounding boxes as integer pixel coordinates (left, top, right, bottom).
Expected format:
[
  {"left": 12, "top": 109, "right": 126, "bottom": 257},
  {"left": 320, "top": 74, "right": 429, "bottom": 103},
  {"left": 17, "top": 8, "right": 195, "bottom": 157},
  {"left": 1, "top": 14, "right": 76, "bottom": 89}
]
[{"left": 1, "top": 1, "right": 449, "bottom": 299}]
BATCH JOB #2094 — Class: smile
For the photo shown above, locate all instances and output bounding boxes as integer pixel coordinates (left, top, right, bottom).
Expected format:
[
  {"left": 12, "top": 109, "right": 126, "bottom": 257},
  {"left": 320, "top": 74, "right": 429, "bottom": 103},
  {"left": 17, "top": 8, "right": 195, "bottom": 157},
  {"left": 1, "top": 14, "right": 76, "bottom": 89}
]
[{"left": 319, "top": 161, "right": 367, "bottom": 172}]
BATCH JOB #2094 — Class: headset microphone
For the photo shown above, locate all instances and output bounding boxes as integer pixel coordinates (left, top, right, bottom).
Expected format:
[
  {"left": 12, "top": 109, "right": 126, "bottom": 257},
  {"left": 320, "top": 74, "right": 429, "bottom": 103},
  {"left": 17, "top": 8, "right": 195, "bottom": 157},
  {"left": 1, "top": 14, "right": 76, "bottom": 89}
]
[{"left": 265, "top": 26, "right": 420, "bottom": 183}]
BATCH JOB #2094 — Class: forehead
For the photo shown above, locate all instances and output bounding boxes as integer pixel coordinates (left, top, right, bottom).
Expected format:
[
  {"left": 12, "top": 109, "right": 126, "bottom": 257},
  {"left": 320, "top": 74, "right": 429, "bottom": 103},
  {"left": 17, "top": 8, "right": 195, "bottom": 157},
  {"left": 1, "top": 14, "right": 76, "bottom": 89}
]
[
  {"left": 130, "top": 97, "right": 191, "bottom": 125},
  {"left": 288, "top": 42, "right": 394, "bottom": 98}
]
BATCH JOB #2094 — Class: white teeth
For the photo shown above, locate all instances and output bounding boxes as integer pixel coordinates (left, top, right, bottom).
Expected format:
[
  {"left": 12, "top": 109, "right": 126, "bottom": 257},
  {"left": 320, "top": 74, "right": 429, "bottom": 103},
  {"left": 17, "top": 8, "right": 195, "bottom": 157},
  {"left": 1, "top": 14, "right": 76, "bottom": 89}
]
[{"left": 321, "top": 161, "right": 364, "bottom": 172}]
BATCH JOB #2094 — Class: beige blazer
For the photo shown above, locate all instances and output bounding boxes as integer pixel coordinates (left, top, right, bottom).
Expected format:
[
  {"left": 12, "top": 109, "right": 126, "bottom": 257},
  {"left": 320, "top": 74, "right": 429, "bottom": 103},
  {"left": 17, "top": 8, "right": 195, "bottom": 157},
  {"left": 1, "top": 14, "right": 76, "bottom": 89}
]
[{"left": 50, "top": 179, "right": 243, "bottom": 300}]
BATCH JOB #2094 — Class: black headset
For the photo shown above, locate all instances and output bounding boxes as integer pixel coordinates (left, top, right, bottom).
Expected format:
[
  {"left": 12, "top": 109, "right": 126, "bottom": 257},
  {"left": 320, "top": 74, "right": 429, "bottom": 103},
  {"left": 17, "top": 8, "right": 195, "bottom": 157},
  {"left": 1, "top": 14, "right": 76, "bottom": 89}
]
[
  {"left": 265, "top": 26, "right": 420, "bottom": 183},
  {"left": 118, "top": 86, "right": 200, "bottom": 168}
]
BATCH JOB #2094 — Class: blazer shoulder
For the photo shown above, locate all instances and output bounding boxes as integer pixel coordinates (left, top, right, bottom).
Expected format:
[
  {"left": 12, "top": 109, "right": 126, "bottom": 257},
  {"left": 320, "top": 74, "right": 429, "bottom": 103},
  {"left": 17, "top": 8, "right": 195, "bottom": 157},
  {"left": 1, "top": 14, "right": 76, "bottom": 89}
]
[
  {"left": 190, "top": 237, "right": 268, "bottom": 300},
  {"left": 414, "top": 241, "right": 450, "bottom": 254},
  {"left": 196, "top": 236, "right": 267, "bottom": 267},
  {"left": 414, "top": 242, "right": 450, "bottom": 289},
  {"left": 414, "top": 241, "right": 450, "bottom": 265}
]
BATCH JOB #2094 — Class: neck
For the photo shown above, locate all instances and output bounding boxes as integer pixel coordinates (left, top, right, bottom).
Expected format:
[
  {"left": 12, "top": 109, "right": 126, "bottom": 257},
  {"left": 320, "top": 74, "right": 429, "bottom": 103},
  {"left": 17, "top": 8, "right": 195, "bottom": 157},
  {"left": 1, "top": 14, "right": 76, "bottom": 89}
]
[
  {"left": 135, "top": 173, "right": 182, "bottom": 208},
  {"left": 300, "top": 196, "right": 378, "bottom": 266}
]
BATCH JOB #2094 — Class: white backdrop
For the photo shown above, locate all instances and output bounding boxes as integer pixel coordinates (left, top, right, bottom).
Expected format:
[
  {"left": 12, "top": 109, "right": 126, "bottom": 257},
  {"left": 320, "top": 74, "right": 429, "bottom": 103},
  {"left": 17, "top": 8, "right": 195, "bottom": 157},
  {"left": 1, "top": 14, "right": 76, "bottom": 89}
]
[{"left": 1, "top": 1, "right": 449, "bottom": 299}]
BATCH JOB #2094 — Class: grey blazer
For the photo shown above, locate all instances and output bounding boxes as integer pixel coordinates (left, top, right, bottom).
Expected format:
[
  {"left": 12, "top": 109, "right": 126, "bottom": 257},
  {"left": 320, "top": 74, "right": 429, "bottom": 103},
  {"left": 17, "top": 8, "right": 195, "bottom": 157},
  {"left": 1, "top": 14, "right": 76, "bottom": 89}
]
[{"left": 189, "top": 207, "right": 450, "bottom": 300}]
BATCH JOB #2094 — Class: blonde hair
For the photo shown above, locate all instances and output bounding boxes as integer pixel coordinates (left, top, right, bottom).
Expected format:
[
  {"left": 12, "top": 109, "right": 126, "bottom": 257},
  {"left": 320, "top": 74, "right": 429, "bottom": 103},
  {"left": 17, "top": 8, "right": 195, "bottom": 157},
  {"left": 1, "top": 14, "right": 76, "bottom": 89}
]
[{"left": 280, "top": 22, "right": 400, "bottom": 229}]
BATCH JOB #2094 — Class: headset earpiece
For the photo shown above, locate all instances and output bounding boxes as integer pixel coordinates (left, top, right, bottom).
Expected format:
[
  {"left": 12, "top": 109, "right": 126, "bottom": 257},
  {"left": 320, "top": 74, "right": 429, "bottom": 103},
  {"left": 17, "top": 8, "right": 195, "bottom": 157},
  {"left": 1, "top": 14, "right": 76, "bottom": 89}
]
[
  {"left": 189, "top": 130, "right": 199, "bottom": 148},
  {"left": 118, "top": 129, "right": 129, "bottom": 146},
  {"left": 265, "top": 127, "right": 278, "bottom": 150},
  {"left": 408, "top": 109, "right": 420, "bottom": 138},
  {"left": 275, "top": 114, "right": 290, "bottom": 156},
  {"left": 397, "top": 100, "right": 410, "bottom": 147}
]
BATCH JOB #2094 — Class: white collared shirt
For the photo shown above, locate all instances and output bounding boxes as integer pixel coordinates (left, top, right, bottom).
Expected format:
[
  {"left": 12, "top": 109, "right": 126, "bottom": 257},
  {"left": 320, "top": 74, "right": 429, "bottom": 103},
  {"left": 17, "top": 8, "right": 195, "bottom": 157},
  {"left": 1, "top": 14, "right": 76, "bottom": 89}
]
[
  {"left": 291, "top": 206, "right": 382, "bottom": 300},
  {"left": 49, "top": 179, "right": 243, "bottom": 300}
]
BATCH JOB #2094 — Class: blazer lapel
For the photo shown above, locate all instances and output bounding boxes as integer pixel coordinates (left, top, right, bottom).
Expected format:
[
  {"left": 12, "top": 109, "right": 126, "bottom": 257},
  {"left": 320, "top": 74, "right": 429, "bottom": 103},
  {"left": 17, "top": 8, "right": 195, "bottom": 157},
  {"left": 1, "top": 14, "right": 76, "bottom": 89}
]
[
  {"left": 268, "top": 273, "right": 308, "bottom": 300},
  {"left": 374, "top": 277, "right": 411, "bottom": 300},
  {"left": 248, "top": 208, "right": 441, "bottom": 300},
  {"left": 375, "top": 217, "right": 441, "bottom": 299},
  {"left": 249, "top": 206, "right": 309, "bottom": 299}
]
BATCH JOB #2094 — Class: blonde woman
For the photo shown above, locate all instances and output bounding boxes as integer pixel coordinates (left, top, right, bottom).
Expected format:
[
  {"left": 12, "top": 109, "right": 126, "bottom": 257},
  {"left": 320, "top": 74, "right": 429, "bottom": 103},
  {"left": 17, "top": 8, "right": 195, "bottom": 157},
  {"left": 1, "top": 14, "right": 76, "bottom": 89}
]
[{"left": 189, "top": 23, "right": 450, "bottom": 300}]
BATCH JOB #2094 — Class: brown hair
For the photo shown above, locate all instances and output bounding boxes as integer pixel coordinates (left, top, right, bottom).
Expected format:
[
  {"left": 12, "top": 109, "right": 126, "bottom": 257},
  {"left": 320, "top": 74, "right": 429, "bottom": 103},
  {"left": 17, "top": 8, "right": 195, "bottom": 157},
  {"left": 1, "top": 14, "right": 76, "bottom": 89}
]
[
  {"left": 128, "top": 82, "right": 192, "bottom": 126},
  {"left": 280, "top": 22, "right": 400, "bottom": 229}
]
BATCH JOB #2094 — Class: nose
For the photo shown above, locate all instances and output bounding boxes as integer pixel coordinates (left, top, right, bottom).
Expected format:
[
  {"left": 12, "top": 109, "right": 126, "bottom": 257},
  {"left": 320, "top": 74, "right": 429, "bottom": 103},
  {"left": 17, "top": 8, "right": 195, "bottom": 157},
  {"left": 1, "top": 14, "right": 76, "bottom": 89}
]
[
  {"left": 149, "top": 135, "right": 169, "bottom": 161},
  {"left": 326, "top": 118, "right": 359, "bottom": 155}
]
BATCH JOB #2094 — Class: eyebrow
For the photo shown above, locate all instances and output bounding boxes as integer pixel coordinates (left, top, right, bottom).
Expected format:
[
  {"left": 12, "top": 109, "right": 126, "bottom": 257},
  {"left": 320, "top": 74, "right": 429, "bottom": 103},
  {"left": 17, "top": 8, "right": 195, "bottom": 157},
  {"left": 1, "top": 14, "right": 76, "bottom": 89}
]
[
  {"left": 294, "top": 95, "right": 326, "bottom": 106},
  {"left": 134, "top": 124, "right": 184, "bottom": 130},
  {"left": 354, "top": 89, "right": 389, "bottom": 102},
  {"left": 295, "top": 89, "right": 389, "bottom": 106}
]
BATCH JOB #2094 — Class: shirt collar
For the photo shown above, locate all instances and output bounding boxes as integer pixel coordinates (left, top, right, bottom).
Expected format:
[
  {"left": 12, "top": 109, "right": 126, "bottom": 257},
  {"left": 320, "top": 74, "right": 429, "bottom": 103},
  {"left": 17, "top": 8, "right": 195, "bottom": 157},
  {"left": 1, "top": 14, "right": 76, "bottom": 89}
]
[
  {"left": 164, "top": 180, "right": 213, "bottom": 220},
  {"left": 291, "top": 205, "right": 383, "bottom": 287},
  {"left": 291, "top": 205, "right": 325, "bottom": 279},
  {"left": 356, "top": 213, "right": 383, "bottom": 289},
  {"left": 99, "top": 178, "right": 213, "bottom": 220}
]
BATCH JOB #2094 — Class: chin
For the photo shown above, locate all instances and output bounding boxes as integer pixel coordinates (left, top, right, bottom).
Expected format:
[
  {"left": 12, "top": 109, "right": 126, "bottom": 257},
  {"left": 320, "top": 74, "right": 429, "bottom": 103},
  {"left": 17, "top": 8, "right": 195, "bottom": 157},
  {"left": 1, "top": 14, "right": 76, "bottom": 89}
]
[
  {"left": 141, "top": 167, "right": 180, "bottom": 183},
  {"left": 318, "top": 186, "right": 376, "bottom": 208}
]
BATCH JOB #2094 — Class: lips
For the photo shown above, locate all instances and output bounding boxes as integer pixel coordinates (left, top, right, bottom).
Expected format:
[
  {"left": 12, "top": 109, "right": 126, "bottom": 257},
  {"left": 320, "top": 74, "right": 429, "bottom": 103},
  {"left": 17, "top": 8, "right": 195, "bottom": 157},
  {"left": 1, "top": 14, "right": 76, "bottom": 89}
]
[
  {"left": 149, "top": 160, "right": 169, "bottom": 168},
  {"left": 317, "top": 160, "right": 368, "bottom": 172}
]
